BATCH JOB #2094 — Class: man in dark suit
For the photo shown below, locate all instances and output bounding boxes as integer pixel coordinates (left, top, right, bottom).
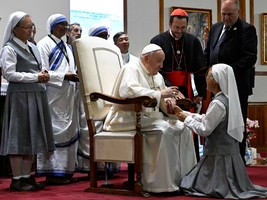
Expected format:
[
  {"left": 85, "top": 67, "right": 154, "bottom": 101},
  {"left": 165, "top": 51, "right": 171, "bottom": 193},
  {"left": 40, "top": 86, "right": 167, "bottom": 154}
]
[
  {"left": 204, "top": 0, "right": 258, "bottom": 164},
  {"left": 150, "top": 8, "right": 207, "bottom": 161}
]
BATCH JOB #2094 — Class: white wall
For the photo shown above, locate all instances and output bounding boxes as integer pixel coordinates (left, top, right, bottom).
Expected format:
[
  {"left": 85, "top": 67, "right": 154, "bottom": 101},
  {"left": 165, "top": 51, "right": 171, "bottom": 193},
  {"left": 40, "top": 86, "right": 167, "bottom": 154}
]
[
  {"left": 0, "top": 0, "right": 266, "bottom": 102},
  {"left": 127, "top": 0, "right": 159, "bottom": 56},
  {"left": 0, "top": 0, "right": 69, "bottom": 46}
]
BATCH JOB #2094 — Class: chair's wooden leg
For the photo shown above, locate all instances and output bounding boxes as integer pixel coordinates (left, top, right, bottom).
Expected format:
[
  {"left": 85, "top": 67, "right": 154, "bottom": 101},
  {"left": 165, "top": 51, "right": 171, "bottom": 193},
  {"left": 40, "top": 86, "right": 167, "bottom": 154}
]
[
  {"left": 134, "top": 171, "right": 150, "bottom": 197},
  {"left": 128, "top": 163, "right": 135, "bottom": 183},
  {"left": 135, "top": 171, "right": 142, "bottom": 193},
  {"left": 90, "top": 162, "right": 98, "bottom": 188}
]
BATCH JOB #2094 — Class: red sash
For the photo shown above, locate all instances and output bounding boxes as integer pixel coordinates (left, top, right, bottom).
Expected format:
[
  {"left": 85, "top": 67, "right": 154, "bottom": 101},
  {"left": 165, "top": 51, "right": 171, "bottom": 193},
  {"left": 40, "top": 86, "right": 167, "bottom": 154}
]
[
  {"left": 165, "top": 71, "right": 194, "bottom": 112},
  {"left": 165, "top": 71, "right": 193, "bottom": 99}
]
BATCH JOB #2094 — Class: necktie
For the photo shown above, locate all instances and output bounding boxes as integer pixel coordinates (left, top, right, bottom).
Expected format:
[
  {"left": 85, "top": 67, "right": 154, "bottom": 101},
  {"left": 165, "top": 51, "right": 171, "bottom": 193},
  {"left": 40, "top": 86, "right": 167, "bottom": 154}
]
[{"left": 210, "top": 27, "right": 228, "bottom": 65}]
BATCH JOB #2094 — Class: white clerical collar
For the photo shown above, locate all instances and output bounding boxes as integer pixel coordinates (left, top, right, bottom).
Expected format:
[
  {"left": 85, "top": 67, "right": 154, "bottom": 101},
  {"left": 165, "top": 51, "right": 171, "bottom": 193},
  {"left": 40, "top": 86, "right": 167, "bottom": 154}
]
[
  {"left": 121, "top": 52, "right": 129, "bottom": 64},
  {"left": 169, "top": 30, "right": 180, "bottom": 41}
]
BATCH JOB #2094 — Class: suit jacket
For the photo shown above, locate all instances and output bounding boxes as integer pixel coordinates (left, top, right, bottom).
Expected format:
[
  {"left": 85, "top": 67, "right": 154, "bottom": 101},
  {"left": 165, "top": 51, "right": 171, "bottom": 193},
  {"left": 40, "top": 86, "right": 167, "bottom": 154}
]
[
  {"left": 150, "top": 31, "right": 207, "bottom": 98},
  {"left": 204, "top": 18, "right": 257, "bottom": 96}
]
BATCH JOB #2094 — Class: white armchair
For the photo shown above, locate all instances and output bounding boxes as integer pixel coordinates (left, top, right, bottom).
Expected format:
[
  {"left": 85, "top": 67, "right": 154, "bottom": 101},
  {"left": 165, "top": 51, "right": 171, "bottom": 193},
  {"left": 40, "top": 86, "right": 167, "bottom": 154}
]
[{"left": 72, "top": 36, "right": 157, "bottom": 196}]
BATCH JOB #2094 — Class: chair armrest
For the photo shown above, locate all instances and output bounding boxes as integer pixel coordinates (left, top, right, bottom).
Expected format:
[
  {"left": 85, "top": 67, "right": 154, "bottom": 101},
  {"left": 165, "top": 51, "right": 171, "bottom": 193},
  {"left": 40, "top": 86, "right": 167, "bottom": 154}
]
[{"left": 90, "top": 92, "right": 157, "bottom": 108}]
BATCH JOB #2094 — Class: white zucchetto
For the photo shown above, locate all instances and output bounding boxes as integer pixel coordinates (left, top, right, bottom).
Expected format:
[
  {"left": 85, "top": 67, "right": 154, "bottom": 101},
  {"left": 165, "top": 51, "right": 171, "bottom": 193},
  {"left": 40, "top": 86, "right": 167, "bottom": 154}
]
[{"left": 142, "top": 44, "right": 162, "bottom": 55}]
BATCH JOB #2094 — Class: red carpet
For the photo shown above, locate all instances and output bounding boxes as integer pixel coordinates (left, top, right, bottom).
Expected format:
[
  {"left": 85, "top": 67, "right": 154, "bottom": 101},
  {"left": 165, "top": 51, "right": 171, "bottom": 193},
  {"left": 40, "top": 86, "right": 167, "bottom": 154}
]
[{"left": 0, "top": 165, "right": 267, "bottom": 200}]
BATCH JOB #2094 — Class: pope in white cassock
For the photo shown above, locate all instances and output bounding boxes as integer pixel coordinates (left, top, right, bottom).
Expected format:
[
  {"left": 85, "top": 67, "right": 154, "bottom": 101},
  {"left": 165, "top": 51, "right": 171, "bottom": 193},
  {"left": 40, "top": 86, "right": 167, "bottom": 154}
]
[{"left": 103, "top": 44, "right": 197, "bottom": 193}]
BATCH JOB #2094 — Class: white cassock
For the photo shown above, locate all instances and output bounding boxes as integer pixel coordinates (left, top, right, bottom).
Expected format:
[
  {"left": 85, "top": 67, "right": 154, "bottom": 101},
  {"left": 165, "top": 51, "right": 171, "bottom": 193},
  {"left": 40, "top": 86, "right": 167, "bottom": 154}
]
[{"left": 104, "top": 60, "right": 196, "bottom": 193}]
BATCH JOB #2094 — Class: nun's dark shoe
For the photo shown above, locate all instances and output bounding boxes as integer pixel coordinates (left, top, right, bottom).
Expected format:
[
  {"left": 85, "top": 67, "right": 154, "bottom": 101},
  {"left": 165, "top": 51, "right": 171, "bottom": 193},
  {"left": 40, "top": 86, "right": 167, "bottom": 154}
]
[{"left": 10, "top": 178, "right": 37, "bottom": 192}]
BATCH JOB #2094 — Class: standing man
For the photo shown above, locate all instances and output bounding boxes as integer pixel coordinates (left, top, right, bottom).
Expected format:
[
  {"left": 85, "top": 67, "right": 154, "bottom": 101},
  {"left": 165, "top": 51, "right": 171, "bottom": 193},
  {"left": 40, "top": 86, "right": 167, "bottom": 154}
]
[
  {"left": 150, "top": 8, "right": 207, "bottom": 106},
  {"left": 113, "top": 31, "right": 138, "bottom": 65},
  {"left": 66, "top": 22, "right": 82, "bottom": 48},
  {"left": 36, "top": 14, "right": 79, "bottom": 185},
  {"left": 66, "top": 21, "right": 90, "bottom": 174},
  {"left": 150, "top": 8, "right": 207, "bottom": 160},
  {"left": 204, "top": 0, "right": 257, "bottom": 164}
]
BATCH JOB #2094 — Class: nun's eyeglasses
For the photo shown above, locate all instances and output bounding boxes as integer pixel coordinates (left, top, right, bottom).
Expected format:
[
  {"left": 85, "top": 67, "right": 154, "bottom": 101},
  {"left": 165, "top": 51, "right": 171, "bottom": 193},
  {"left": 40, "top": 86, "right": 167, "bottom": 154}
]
[{"left": 17, "top": 24, "right": 35, "bottom": 31}]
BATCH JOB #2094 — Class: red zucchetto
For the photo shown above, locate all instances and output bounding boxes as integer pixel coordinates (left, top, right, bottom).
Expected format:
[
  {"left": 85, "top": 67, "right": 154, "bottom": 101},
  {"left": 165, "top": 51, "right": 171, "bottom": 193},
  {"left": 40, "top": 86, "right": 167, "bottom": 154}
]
[{"left": 170, "top": 8, "right": 188, "bottom": 17}]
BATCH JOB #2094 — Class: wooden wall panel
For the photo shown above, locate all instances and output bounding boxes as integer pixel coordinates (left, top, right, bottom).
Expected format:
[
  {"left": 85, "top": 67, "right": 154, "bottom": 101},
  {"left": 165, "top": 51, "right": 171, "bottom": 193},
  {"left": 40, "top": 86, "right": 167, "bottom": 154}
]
[{"left": 248, "top": 103, "right": 267, "bottom": 153}]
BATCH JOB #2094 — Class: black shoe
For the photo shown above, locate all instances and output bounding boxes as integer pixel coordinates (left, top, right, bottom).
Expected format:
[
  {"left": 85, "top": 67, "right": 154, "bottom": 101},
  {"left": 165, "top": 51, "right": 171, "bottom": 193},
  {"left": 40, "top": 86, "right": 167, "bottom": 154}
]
[
  {"left": 152, "top": 188, "right": 184, "bottom": 196},
  {"left": 45, "top": 177, "right": 72, "bottom": 185},
  {"left": 22, "top": 176, "right": 45, "bottom": 190},
  {"left": 10, "top": 178, "right": 37, "bottom": 192},
  {"left": 172, "top": 188, "right": 184, "bottom": 196}
]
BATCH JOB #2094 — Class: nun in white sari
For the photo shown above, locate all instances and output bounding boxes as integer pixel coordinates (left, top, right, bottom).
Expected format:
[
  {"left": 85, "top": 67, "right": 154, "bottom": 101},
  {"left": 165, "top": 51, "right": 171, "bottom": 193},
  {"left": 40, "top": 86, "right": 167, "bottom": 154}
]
[
  {"left": 36, "top": 14, "right": 79, "bottom": 184},
  {"left": 104, "top": 44, "right": 196, "bottom": 193}
]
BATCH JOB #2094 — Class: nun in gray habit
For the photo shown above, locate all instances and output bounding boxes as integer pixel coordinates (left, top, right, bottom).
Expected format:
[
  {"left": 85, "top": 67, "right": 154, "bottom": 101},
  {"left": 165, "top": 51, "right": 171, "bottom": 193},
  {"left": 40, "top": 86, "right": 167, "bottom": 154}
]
[
  {"left": 0, "top": 11, "right": 54, "bottom": 191},
  {"left": 175, "top": 63, "right": 267, "bottom": 199}
]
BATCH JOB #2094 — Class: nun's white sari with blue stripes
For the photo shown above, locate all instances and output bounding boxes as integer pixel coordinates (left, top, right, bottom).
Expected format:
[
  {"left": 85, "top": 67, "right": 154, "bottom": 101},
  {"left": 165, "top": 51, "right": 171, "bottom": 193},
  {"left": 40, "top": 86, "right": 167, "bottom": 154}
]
[{"left": 36, "top": 33, "right": 79, "bottom": 178}]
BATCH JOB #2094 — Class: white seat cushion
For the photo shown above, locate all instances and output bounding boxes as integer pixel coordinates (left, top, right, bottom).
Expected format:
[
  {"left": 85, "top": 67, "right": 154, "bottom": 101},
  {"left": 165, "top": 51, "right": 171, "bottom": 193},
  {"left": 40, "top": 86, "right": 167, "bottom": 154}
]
[{"left": 94, "top": 131, "right": 135, "bottom": 163}]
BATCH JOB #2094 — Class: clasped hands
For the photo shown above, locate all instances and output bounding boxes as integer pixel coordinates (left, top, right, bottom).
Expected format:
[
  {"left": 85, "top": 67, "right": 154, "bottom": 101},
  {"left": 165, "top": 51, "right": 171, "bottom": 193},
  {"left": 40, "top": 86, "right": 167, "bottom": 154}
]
[
  {"left": 38, "top": 70, "right": 50, "bottom": 83},
  {"left": 163, "top": 86, "right": 183, "bottom": 114},
  {"left": 163, "top": 86, "right": 189, "bottom": 122}
]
